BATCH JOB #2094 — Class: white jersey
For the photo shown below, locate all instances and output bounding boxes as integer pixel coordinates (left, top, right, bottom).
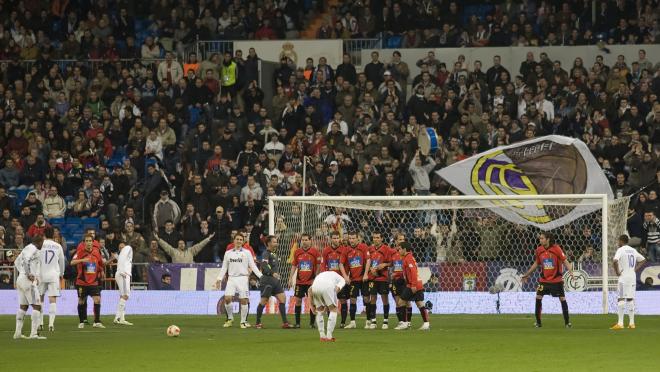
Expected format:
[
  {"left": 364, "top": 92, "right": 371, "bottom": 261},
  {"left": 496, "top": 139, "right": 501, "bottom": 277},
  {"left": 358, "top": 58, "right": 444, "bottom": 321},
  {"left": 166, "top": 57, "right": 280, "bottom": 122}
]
[
  {"left": 116, "top": 245, "right": 133, "bottom": 277},
  {"left": 613, "top": 245, "right": 645, "bottom": 280},
  {"left": 15, "top": 244, "right": 41, "bottom": 281},
  {"left": 311, "top": 271, "right": 346, "bottom": 292},
  {"left": 217, "top": 248, "right": 263, "bottom": 280},
  {"left": 40, "top": 239, "right": 66, "bottom": 283}
]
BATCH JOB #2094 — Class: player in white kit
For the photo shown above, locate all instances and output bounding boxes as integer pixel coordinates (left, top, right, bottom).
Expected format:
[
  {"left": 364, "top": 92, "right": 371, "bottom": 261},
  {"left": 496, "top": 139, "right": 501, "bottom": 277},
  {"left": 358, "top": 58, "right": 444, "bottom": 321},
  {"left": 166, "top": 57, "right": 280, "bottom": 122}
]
[
  {"left": 38, "top": 228, "right": 65, "bottom": 332},
  {"left": 13, "top": 235, "right": 46, "bottom": 340},
  {"left": 308, "top": 270, "right": 347, "bottom": 342},
  {"left": 215, "top": 234, "right": 263, "bottom": 329},
  {"left": 114, "top": 241, "right": 133, "bottom": 325},
  {"left": 611, "top": 234, "right": 646, "bottom": 330}
]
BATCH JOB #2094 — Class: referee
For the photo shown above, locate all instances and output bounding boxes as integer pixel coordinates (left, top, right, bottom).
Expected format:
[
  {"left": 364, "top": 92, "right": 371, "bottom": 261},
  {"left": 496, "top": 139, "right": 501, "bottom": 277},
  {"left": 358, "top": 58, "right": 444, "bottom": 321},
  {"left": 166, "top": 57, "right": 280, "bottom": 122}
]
[{"left": 255, "top": 235, "right": 291, "bottom": 328}]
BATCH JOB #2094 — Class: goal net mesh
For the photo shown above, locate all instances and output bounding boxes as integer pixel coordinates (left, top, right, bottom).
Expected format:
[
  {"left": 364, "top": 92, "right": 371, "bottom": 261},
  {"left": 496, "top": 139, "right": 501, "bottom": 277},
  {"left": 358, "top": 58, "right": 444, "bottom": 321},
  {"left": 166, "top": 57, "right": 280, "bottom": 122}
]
[{"left": 270, "top": 196, "right": 629, "bottom": 296}]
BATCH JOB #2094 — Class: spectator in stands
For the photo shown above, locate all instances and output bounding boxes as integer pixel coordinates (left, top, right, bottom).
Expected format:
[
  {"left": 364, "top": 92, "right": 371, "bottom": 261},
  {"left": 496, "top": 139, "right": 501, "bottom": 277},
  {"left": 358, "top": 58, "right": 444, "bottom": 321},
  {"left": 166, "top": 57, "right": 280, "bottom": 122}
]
[
  {"left": 43, "top": 186, "right": 66, "bottom": 219},
  {"left": 643, "top": 210, "right": 660, "bottom": 262},
  {"left": 153, "top": 190, "right": 181, "bottom": 230},
  {"left": 155, "top": 232, "right": 214, "bottom": 264},
  {"left": 27, "top": 213, "right": 50, "bottom": 238},
  {"left": 160, "top": 273, "right": 173, "bottom": 290}
]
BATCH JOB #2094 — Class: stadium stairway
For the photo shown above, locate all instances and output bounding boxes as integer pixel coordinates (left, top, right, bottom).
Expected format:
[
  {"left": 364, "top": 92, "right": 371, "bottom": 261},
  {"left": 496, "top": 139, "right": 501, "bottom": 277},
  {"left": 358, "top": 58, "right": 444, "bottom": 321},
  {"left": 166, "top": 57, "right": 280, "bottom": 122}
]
[{"left": 300, "top": 0, "right": 340, "bottom": 39}]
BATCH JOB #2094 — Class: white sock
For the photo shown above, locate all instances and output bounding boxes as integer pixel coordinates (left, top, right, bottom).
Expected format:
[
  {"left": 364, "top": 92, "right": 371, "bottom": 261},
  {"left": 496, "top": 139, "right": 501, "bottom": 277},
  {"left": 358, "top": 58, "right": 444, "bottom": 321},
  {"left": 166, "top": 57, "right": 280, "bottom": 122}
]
[
  {"left": 30, "top": 310, "right": 41, "bottom": 337},
  {"left": 240, "top": 304, "right": 248, "bottom": 323},
  {"left": 116, "top": 298, "right": 126, "bottom": 320},
  {"left": 327, "top": 312, "right": 337, "bottom": 339},
  {"left": 49, "top": 303, "right": 57, "bottom": 328},
  {"left": 39, "top": 305, "right": 44, "bottom": 327},
  {"left": 617, "top": 301, "right": 625, "bottom": 326},
  {"left": 628, "top": 300, "right": 635, "bottom": 325},
  {"left": 316, "top": 313, "right": 326, "bottom": 338},
  {"left": 225, "top": 302, "right": 234, "bottom": 320},
  {"left": 15, "top": 309, "right": 26, "bottom": 336}
]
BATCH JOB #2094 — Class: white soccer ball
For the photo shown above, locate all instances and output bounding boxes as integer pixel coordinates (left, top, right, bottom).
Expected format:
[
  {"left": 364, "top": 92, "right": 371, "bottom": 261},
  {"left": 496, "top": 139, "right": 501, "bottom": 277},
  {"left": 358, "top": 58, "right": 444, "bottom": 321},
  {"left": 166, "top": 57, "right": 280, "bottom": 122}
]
[{"left": 166, "top": 325, "right": 180, "bottom": 337}]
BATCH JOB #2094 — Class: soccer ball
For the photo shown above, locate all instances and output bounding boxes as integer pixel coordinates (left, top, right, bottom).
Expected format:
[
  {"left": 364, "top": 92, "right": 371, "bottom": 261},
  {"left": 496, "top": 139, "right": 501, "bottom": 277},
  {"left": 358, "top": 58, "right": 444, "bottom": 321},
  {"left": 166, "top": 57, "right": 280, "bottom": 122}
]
[{"left": 166, "top": 325, "right": 180, "bottom": 337}]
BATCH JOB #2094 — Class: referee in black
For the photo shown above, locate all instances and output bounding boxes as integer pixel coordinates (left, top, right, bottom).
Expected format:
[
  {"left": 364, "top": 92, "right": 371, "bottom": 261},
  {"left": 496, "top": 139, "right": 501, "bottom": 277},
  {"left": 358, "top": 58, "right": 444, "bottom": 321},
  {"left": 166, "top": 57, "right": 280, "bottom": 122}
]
[{"left": 255, "top": 235, "right": 291, "bottom": 328}]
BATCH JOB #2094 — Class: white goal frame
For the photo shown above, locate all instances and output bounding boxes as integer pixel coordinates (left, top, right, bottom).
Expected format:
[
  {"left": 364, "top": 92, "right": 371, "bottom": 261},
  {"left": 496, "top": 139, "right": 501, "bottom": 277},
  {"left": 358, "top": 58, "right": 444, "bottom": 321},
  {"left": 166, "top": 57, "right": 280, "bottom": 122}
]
[{"left": 268, "top": 194, "right": 610, "bottom": 314}]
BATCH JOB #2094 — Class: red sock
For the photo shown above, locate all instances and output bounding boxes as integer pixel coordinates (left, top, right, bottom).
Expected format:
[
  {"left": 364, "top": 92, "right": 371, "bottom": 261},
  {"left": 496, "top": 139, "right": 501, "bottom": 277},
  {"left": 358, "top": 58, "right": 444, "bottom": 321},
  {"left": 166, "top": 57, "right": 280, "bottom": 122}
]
[{"left": 420, "top": 306, "right": 428, "bottom": 322}]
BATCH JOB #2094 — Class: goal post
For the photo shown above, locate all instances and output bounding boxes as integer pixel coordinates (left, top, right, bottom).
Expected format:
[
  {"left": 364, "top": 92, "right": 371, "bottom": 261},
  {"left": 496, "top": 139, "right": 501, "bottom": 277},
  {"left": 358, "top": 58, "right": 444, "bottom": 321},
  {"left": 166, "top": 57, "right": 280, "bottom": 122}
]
[{"left": 268, "top": 194, "right": 630, "bottom": 314}]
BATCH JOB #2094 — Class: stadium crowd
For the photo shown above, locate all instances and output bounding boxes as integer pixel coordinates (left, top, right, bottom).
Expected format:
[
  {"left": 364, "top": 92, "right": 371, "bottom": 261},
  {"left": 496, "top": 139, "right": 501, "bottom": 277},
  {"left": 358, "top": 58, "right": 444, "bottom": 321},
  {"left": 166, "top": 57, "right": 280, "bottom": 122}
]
[{"left": 0, "top": 1, "right": 659, "bottom": 288}]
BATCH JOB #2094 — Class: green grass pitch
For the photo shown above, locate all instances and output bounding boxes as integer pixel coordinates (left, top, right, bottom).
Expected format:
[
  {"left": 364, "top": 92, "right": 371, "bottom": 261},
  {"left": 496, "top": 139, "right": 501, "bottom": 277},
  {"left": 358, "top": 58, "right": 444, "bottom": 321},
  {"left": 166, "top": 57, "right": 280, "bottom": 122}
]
[{"left": 1, "top": 314, "right": 659, "bottom": 371}]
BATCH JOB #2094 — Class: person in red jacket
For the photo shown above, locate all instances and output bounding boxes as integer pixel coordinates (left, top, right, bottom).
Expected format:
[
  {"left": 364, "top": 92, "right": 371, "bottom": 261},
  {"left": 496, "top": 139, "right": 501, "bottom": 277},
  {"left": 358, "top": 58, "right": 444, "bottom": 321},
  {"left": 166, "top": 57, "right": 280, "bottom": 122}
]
[
  {"left": 394, "top": 241, "right": 430, "bottom": 331},
  {"left": 522, "top": 232, "right": 573, "bottom": 328},
  {"left": 70, "top": 234, "right": 105, "bottom": 329},
  {"left": 27, "top": 213, "right": 50, "bottom": 237},
  {"left": 321, "top": 231, "right": 349, "bottom": 326},
  {"left": 390, "top": 233, "right": 408, "bottom": 327},
  {"left": 339, "top": 231, "right": 371, "bottom": 329},
  {"left": 289, "top": 234, "right": 322, "bottom": 328},
  {"left": 367, "top": 232, "right": 394, "bottom": 329}
]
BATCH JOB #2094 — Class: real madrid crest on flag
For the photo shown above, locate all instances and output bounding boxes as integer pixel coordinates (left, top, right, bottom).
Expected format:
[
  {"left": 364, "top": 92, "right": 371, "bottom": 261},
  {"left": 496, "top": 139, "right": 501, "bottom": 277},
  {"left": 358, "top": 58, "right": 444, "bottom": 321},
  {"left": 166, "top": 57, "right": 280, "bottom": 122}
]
[{"left": 437, "top": 135, "right": 614, "bottom": 230}]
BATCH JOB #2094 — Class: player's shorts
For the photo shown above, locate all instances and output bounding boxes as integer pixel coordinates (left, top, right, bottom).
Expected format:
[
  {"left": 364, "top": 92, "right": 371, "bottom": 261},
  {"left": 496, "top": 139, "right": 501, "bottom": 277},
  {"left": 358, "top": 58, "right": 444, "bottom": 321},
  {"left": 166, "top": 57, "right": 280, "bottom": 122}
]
[
  {"left": 294, "top": 284, "right": 310, "bottom": 298},
  {"left": 368, "top": 280, "right": 390, "bottom": 296},
  {"left": 617, "top": 278, "right": 636, "bottom": 299},
  {"left": 310, "top": 284, "right": 337, "bottom": 309},
  {"left": 77, "top": 285, "right": 101, "bottom": 298},
  {"left": 38, "top": 281, "right": 61, "bottom": 298},
  {"left": 259, "top": 276, "right": 284, "bottom": 297},
  {"left": 337, "top": 284, "right": 350, "bottom": 300},
  {"left": 225, "top": 276, "right": 250, "bottom": 299},
  {"left": 400, "top": 287, "right": 424, "bottom": 302},
  {"left": 536, "top": 282, "right": 565, "bottom": 297},
  {"left": 349, "top": 281, "right": 368, "bottom": 298},
  {"left": 17, "top": 277, "right": 41, "bottom": 306},
  {"left": 391, "top": 277, "right": 406, "bottom": 297},
  {"left": 115, "top": 274, "right": 131, "bottom": 297}
]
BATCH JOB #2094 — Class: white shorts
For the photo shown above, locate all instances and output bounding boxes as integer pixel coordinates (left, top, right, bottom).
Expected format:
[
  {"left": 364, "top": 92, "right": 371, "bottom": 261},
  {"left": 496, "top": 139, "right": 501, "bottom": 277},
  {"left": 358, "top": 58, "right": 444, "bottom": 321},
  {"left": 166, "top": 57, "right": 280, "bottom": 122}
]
[
  {"left": 115, "top": 274, "right": 131, "bottom": 297},
  {"left": 225, "top": 276, "right": 249, "bottom": 299},
  {"left": 311, "top": 284, "right": 337, "bottom": 310},
  {"left": 38, "top": 281, "right": 61, "bottom": 298},
  {"left": 17, "top": 277, "right": 41, "bottom": 306},
  {"left": 618, "top": 278, "right": 636, "bottom": 299}
]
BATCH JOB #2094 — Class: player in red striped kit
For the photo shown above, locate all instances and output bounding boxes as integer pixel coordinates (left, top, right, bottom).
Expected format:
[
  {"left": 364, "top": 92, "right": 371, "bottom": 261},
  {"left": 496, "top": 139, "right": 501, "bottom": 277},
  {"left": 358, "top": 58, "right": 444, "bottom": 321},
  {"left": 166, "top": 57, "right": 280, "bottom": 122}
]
[
  {"left": 339, "top": 231, "right": 371, "bottom": 329},
  {"left": 289, "top": 234, "right": 322, "bottom": 328},
  {"left": 366, "top": 232, "right": 393, "bottom": 329},
  {"left": 70, "top": 235, "right": 106, "bottom": 329},
  {"left": 321, "top": 231, "right": 349, "bottom": 327},
  {"left": 522, "top": 232, "right": 573, "bottom": 328},
  {"left": 394, "top": 241, "right": 430, "bottom": 330}
]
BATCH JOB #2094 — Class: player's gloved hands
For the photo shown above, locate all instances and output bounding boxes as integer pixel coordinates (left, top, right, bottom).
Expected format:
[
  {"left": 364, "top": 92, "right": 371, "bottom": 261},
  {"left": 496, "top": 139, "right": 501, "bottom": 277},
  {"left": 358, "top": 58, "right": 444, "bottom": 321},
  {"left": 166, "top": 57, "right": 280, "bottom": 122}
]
[
  {"left": 28, "top": 274, "right": 35, "bottom": 281},
  {"left": 273, "top": 273, "right": 280, "bottom": 280}
]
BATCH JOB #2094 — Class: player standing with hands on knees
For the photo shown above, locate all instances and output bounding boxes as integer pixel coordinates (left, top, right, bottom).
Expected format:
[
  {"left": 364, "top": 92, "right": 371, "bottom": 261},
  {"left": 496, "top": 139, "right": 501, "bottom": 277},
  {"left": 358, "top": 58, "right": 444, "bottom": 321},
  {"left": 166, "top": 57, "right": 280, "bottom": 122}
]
[
  {"left": 522, "top": 232, "right": 573, "bottom": 328},
  {"left": 308, "top": 270, "right": 347, "bottom": 342},
  {"left": 38, "top": 228, "right": 65, "bottom": 332},
  {"left": 611, "top": 235, "right": 645, "bottom": 330},
  {"left": 216, "top": 234, "right": 263, "bottom": 329},
  {"left": 13, "top": 235, "right": 46, "bottom": 339}
]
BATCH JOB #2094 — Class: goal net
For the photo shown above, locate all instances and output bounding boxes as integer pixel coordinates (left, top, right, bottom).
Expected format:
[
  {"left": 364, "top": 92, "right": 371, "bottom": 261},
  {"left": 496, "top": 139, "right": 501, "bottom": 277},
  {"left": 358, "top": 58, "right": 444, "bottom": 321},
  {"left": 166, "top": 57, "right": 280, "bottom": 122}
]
[{"left": 268, "top": 194, "right": 630, "bottom": 314}]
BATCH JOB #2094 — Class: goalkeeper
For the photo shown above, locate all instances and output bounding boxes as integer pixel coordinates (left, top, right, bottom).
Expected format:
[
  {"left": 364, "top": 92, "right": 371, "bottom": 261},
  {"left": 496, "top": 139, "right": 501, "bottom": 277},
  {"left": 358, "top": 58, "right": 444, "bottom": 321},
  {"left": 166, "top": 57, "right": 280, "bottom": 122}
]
[{"left": 255, "top": 235, "right": 291, "bottom": 329}]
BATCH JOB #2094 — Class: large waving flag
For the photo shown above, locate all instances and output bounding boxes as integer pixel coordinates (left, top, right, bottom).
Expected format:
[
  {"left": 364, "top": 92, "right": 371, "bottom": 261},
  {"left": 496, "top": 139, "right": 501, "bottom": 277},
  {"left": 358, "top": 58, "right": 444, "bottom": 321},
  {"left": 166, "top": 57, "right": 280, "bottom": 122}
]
[{"left": 437, "top": 135, "right": 613, "bottom": 230}]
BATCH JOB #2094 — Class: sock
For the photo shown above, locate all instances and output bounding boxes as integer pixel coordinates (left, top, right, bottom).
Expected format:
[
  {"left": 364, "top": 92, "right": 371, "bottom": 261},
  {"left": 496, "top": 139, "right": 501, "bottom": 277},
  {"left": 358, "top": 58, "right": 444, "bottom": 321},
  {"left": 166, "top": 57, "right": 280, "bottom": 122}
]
[
  {"left": 403, "top": 306, "right": 409, "bottom": 322},
  {"left": 240, "top": 304, "right": 248, "bottom": 323},
  {"left": 256, "top": 303, "right": 264, "bottom": 323},
  {"left": 295, "top": 305, "right": 301, "bottom": 325},
  {"left": 629, "top": 300, "right": 635, "bottom": 325},
  {"left": 49, "top": 303, "right": 57, "bottom": 327},
  {"left": 15, "top": 309, "right": 26, "bottom": 336},
  {"left": 383, "top": 304, "right": 390, "bottom": 320},
  {"left": 407, "top": 307, "right": 413, "bottom": 323},
  {"left": 39, "top": 307, "right": 44, "bottom": 327},
  {"left": 560, "top": 300, "right": 569, "bottom": 325},
  {"left": 225, "top": 302, "right": 234, "bottom": 320},
  {"left": 93, "top": 303, "right": 101, "bottom": 323},
  {"left": 419, "top": 306, "right": 429, "bottom": 322},
  {"left": 535, "top": 298, "right": 542, "bottom": 325},
  {"left": 349, "top": 303, "right": 357, "bottom": 321},
  {"left": 315, "top": 313, "right": 325, "bottom": 338},
  {"left": 370, "top": 303, "right": 377, "bottom": 321},
  {"left": 82, "top": 301, "right": 88, "bottom": 321},
  {"left": 340, "top": 303, "right": 347, "bottom": 324},
  {"left": 309, "top": 309, "right": 316, "bottom": 326},
  {"left": 30, "top": 310, "right": 41, "bottom": 337},
  {"left": 116, "top": 298, "right": 126, "bottom": 321},
  {"left": 327, "top": 311, "right": 337, "bottom": 338},
  {"left": 278, "top": 302, "right": 288, "bottom": 323},
  {"left": 396, "top": 306, "right": 403, "bottom": 322},
  {"left": 77, "top": 304, "right": 85, "bottom": 323},
  {"left": 617, "top": 300, "right": 625, "bottom": 326}
]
